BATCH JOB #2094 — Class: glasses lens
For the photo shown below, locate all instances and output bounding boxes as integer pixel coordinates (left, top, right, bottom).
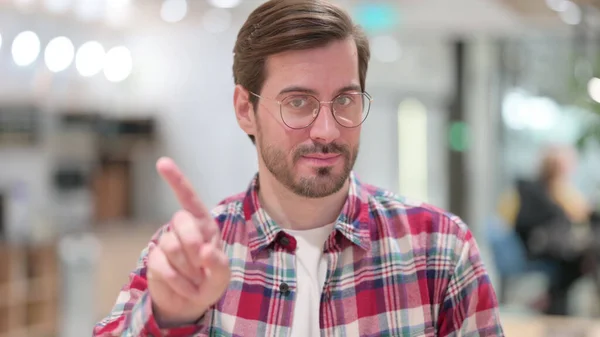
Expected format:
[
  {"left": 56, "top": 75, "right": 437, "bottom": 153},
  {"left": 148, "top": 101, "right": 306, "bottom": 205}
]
[
  {"left": 332, "top": 93, "right": 370, "bottom": 127},
  {"left": 280, "top": 95, "right": 320, "bottom": 129}
]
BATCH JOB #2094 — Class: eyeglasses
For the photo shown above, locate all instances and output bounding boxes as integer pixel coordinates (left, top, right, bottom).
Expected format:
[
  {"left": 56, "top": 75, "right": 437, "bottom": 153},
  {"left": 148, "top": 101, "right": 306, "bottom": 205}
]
[{"left": 249, "top": 91, "right": 373, "bottom": 129}]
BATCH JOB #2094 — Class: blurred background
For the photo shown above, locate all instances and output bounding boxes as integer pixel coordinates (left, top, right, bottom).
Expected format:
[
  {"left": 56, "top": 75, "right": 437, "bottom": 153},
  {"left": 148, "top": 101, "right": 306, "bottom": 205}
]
[{"left": 1, "top": 0, "right": 600, "bottom": 336}]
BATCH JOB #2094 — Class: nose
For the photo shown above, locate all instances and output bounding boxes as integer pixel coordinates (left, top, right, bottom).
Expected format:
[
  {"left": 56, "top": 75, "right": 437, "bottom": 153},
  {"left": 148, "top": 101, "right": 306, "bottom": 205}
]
[{"left": 309, "top": 105, "right": 340, "bottom": 143}]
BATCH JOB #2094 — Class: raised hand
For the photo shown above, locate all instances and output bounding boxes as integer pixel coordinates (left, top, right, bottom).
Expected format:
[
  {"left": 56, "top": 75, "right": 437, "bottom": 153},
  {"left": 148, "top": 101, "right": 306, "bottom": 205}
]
[{"left": 147, "top": 157, "right": 231, "bottom": 327}]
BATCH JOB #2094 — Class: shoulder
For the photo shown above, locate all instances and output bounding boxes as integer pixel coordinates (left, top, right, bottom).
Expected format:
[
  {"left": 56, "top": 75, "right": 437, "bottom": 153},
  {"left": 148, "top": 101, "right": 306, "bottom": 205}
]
[
  {"left": 361, "top": 183, "right": 472, "bottom": 245},
  {"left": 361, "top": 184, "right": 485, "bottom": 284}
]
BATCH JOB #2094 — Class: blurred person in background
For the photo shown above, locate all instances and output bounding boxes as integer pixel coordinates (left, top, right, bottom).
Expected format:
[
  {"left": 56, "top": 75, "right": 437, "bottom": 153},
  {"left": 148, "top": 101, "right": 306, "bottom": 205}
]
[
  {"left": 93, "top": 0, "right": 504, "bottom": 336},
  {"left": 497, "top": 144, "right": 599, "bottom": 316}
]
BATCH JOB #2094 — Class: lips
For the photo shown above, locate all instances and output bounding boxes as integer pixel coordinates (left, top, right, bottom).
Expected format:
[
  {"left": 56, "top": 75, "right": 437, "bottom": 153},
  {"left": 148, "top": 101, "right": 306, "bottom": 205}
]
[
  {"left": 299, "top": 153, "right": 342, "bottom": 167},
  {"left": 302, "top": 154, "right": 341, "bottom": 160}
]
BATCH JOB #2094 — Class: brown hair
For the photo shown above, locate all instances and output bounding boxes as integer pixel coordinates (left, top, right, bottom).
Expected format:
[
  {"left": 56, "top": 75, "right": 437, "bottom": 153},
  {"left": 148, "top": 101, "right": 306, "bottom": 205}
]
[
  {"left": 232, "top": 0, "right": 371, "bottom": 143},
  {"left": 538, "top": 145, "right": 576, "bottom": 185}
]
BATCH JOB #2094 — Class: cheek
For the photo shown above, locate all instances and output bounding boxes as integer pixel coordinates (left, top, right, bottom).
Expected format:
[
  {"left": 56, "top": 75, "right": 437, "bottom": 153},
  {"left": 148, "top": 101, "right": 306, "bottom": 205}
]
[
  {"left": 260, "top": 118, "right": 307, "bottom": 151},
  {"left": 341, "top": 128, "right": 361, "bottom": 145}
]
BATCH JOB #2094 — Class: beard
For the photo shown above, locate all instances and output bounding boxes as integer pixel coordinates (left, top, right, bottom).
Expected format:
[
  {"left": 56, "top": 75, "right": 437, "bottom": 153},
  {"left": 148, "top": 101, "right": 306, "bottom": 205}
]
[{"left": 258, "top": 137, "right": 358, "bottom": 199}]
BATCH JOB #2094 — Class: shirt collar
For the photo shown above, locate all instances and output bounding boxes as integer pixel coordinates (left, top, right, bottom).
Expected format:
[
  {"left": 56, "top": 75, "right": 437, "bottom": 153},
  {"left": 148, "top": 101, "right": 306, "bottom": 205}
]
[{"left": 242, "top": 171, "right": 372, "bottom": 258}]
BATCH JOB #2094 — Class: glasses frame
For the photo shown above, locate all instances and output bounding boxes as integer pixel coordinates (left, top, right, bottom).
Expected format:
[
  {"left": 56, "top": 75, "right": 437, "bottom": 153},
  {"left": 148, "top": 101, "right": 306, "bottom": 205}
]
[{"left": 249, "top": 91, "right": 373, "bottom": 130}]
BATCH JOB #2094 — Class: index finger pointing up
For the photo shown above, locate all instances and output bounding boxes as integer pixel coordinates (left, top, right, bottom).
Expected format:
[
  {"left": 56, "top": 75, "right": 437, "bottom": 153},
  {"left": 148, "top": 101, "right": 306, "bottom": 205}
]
[{"left": 156, "top": 157, "right": 209, "bottom": 220}]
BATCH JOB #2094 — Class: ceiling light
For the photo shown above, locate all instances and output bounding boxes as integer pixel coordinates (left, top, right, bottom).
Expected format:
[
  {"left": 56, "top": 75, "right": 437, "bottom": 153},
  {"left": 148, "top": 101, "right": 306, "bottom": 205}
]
[
  {"left": 161, "top": 0, "right": 188, "bottom": 23},
  {"left": 103, "top": 46, "right": 133, "bottom": 82},
  {"left": 12, "top": 31, "right": 41, "bottom": 67},
  {"left": 45, "top": 36, "right": 75, "bottom": 72},
  {"left": 588, "top": 77, "right": 600, "bottom": 103},
  {"left": 76, "top": 41, "right": 106, "bottom": 77},
  {"left": 558, "top": 1, "right": 581, "bottom": 25},
  {"left": 43, "top": 0, "right": 73, "bottom": 14},
  {"left": 207, "top": 0, "right": 241, "bottom": 9}
]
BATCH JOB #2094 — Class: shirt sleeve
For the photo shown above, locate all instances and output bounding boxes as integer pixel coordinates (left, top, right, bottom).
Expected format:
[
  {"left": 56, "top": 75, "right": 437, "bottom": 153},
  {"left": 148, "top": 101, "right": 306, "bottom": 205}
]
[
  {"left": 437, "top": 221, "right": 505, "bottom": 337},
  {"left": 92, "top": 224, "right": 206, "bottom": 337}
]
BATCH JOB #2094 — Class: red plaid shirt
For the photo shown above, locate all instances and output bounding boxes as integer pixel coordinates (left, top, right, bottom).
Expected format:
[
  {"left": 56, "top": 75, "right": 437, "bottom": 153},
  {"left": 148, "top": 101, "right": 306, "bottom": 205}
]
[{"left": 94, "top": 172, "right": 504, "bottom": 336}]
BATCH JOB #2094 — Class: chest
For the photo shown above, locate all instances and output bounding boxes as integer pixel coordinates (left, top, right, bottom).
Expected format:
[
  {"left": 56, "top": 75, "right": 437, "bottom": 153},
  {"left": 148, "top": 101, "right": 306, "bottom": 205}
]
[{"left": 199, "top": 242, "right": 439, "bottom": 337}]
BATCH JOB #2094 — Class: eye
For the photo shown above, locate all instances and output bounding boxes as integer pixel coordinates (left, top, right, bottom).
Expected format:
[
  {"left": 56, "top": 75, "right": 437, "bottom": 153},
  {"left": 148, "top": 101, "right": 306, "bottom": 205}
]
[
  {"left": 286, "top": 96, "right": 309, "bottom": 109},
  {"left": 335, "top": 94, "right": 357, "bottom": 106}
]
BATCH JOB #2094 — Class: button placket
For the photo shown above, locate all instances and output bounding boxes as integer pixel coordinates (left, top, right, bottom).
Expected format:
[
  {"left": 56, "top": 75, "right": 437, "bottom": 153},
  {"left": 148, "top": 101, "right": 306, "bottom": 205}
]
[
  {"left": 279, "top": 282, "right": 291, "bottom": 295},
  {"left": 268, "top": 236, "right": 296, "bottom": 329}
]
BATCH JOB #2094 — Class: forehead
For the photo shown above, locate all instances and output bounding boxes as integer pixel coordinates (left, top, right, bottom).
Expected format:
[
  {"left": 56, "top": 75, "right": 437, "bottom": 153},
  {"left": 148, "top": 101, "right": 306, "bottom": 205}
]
[{"left": 262, "top": 38, "right": 360, "bottom": 96}]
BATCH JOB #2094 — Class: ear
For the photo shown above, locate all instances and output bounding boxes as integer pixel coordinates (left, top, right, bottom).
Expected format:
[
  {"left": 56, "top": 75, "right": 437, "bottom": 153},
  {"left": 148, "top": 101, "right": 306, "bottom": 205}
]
[{"left": 234, "top": 85, "right": 257, "bottom": 138}]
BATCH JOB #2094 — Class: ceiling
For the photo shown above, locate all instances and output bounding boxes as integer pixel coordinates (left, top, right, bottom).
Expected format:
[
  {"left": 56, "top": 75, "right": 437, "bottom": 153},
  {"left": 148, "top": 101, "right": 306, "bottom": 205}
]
[
  {"left": 0, "top": 0, "right": 593, "bottom": 37},
  {"left": 499, "top": 0, "right": 559, "bottom": 17},
  {"left": 178, "top": 0, "right": 595, "bottom": 37},
  {"left": 501, "top": 0, "right": 600, "bottom": 28},
  {"left": 211, "top": 0, "right": 569, "bottom": 36}
]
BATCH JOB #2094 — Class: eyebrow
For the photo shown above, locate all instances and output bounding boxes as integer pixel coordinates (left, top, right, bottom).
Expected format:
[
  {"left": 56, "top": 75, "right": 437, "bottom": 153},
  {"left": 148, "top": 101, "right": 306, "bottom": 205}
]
[{"left": 277, "top": 84, "right": 362, "bottom": 97}]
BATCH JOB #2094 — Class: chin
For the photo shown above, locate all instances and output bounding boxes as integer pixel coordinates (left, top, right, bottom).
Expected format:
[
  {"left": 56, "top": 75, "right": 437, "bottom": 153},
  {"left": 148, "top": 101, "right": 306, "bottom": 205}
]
[
  {"left": 297, "top": 165, "right": 335, "bottom": 178},
  {"left": 282, "top": 166, "right": 350, "bottom": 198},
  {"left": 301, "top": 167, "right": 346, "bottom": 183}
]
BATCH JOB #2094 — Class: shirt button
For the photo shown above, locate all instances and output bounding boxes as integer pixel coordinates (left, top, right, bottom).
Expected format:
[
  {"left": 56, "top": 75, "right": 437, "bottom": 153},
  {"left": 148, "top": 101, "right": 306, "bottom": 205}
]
[
  {"left": 279, "top": 282, "right": 290, "bottom": 295},
  {"left": 279, "top": 235, "right": 290, "bottom": 247}
]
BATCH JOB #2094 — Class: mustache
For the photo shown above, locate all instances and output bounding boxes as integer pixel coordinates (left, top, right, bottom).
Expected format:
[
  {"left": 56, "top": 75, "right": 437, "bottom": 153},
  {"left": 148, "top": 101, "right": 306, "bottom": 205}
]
[{"left": 293, "top": 142, "right": 350, "bottom": 161}]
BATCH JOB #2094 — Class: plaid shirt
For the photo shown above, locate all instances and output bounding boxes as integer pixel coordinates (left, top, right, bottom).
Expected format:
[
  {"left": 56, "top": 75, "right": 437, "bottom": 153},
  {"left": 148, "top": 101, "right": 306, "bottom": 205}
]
[{"left": 94, "top": 172, "right": 504, "bottom": 337}]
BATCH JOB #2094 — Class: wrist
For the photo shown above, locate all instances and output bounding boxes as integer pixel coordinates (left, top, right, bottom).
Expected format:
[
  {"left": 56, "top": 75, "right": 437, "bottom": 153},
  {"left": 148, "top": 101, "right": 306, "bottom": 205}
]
[{"left": 152, "top": 303, "right": 207, "bottom": 329}]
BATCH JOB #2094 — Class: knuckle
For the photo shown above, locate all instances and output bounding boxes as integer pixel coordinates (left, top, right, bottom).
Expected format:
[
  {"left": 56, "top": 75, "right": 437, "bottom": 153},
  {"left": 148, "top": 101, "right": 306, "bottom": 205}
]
[
  {"left": 217, "top": 253, "right": 229, "bottom": 267},
  {"left": 172, "top": 209, "right": 191, "bottom": 226},
  {"left": 202, "top": 220, "right": 219, "bottom": 237},
  {"left": 163, "top": 268, "right": 179, "bottom": 283},
  {"left": 183, "top": 236, "right": 201, "bottom": 252},
  {"left": 201, "top": 219, "right": 215, "bottom": 230},
  {"left": 159, "top": 233, "right": 179, "bottom": 255},
  {"left": 147, "top": 250, "right": 159, "bottom": 268},
  {"left": 147, "top": 251, "right": 165, "bottom": 276},
  {"left": 175, "top": 219, "right": 203, "bottom": 251},
  {"left": 148, "top": 251, "right": 180, "bottom": 283}
]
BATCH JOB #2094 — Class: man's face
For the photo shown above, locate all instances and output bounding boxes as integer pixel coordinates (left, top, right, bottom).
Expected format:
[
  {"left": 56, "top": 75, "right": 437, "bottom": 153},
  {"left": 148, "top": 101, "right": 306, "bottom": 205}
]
[{"left": 254, "top": 38, "right": 362, "bottom": 198}]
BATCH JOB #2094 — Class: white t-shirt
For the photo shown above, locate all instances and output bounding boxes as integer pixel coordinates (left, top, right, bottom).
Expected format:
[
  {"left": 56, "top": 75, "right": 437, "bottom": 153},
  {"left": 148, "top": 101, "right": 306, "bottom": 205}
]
[{"left": 285, "top": 223, "right": 335, "bottom": 337}]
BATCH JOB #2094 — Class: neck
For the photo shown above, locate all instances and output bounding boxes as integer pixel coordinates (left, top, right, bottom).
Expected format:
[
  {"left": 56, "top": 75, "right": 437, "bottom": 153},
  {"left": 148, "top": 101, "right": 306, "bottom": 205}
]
[{"left": 257, "top": 169, "right": 350, "bottom": 231}]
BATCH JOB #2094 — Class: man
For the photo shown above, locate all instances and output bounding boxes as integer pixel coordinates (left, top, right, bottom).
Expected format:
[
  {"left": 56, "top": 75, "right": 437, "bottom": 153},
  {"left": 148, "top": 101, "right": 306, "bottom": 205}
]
[{"left": 94, "top": 0, "right": 504, "bottom": 336}]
